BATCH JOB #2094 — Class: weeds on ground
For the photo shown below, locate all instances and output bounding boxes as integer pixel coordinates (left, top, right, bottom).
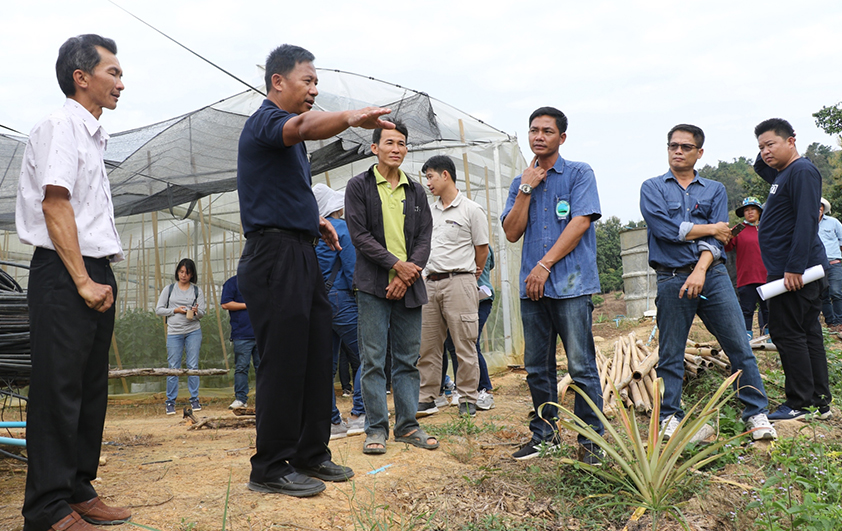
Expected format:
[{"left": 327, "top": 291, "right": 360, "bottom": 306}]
[
  {"left": 747, "top": 421, "right": 842, "bottom": 530},
  {"left": 338, "top": 480, "right": 432, "bottom": 530},
  {"left": 540, "top": 373, "right": 748, "bottom": 531},
  {"left": 426, "top": 415, "right": 498, "bottom": 437},
  {"left": 128, "top": 468, "right": 232, "bottom": 531}
]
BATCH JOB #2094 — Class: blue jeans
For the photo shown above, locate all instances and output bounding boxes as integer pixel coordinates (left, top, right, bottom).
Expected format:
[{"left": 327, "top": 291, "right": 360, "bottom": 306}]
[
  {"left": 166, "top": 328, "right": 202, "bottom": 404},
  {"left": 357, "top": 291, "right": 422, "bottom": 439},
  {"left": 443, "top": 299, "right": 494, "bottom": 391},
  {"left": 233, "top": 338, "right": 260, "bottom": 403},
  {"left": 656, "top": 263, "right": 769, "bottom": 421},
  {"left": 329, "top": 290, "right": 365, "bottom": 423},
  {"left": 821, "top": 262, "right": 842, "bottom": 325},
  {"left": 521, "top": 295, "right": 604, "bottom": 444}
]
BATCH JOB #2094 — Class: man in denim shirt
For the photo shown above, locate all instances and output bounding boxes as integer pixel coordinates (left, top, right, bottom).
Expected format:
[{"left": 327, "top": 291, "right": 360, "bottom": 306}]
[
  {"left": 639, "top": 124, "right": 776, "bottom": 440},
  {"left": 501, "top": 106, "right": 604, "bottom": 463}
]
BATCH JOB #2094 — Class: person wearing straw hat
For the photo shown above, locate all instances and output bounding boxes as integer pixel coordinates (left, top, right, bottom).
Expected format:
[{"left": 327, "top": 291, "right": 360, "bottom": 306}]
[
  {"left": 724, "top": 197, "right": 769, "bottom": 339},
  {"left": 818, "top": 197, "right": 842, "bottom": 332}
]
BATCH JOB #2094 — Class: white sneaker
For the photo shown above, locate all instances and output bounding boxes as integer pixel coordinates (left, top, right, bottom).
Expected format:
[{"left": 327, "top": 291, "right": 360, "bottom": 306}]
[
  {"left": 347, "top": 414, "right": 365, "bottom": 436},
  {"left": 660, "top": 416, "right": 680, "bottom": 440},
  {"left": 330, "top": 420, "right": 349, "bottom": 440},
  {"left": 746, "top": 413, "right": 778, "bottom": 441},
  {"left": 451, "top": 391, "right": 461, "bottom": 407},
  {"left": 434, "top": 394, "right": 449, "bottom": 408},
  {"left": 476, "top": 389, "right": 495, "bottom": 410},
  {"left": 228, "top": 399, "right": 246, "bottom": 409}
]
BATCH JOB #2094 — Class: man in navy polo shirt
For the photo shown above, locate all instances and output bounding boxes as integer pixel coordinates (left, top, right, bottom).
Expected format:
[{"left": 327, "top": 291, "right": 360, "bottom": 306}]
[
  {"left": 501, "top": 106, "right": 604, "bottom": 463},
  {"left": 220, "top": 275, "right": 259, "bottom": 409},
  {"left": 754, "top": 118, "right": 832, "bottom": 421},
  {"left": 236, "top": 44, "right": 393, "bottom": 498},
  {"left": 640, "top": 124, "right": 776, "bottom": 441}
]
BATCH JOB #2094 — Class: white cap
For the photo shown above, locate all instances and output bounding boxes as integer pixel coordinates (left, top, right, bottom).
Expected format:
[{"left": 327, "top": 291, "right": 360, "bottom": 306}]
[
  {"left": 821, "top": 197, "right": 831, "bottom": 215},
  {"left": 312, "top": 183, "right": 344, "bottom": 218}
]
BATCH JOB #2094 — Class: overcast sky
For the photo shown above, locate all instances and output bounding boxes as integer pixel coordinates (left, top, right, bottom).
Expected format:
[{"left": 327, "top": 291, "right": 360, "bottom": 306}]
[{"left": 2, "top": 0, "right": 841, "bottom": 222}]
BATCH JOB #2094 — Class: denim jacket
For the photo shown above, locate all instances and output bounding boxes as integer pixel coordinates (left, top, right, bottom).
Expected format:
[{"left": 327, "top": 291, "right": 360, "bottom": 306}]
[{"left": 345, "top": 165, "right": 433, "bottom": 308}]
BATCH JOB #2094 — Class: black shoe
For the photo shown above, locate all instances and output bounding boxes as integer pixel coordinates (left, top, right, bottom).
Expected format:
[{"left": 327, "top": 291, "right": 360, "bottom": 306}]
[
  {"left": 512, "top": 436, "right": 561, "bottom": 460},
  {"left": 416, "top": 401, "right": 439, "bottom": 418},
  {"left": 578, "top": 442, "right": 604, "bottom": 466},
  {"left": 458, "top": 402, "right": 477, "bottom": 418},
  {"left": 294, "top": 460, "right": 355, "bottom": 482},
  {"left": 247, "top": 472, "right": 326, "bottom": 497}
]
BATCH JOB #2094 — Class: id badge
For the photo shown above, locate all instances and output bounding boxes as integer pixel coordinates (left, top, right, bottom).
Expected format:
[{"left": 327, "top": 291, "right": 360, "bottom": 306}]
[{"left": 556, "top": 199, "right": 570, "bottom": 220}]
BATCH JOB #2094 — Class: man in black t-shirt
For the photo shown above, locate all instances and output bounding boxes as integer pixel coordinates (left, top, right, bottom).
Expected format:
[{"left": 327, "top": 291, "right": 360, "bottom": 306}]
[
  {"left": 753, "top": 118, "right": 832, "bottom": 421},
  {"left": 236, "top": 44, "right": 394, "bottom": 498}
]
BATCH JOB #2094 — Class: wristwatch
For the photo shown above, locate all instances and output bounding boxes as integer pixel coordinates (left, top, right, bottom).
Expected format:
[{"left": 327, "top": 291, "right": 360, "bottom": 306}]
[{"left": 519, "top": 183, "right": 533, "bottom": 195}]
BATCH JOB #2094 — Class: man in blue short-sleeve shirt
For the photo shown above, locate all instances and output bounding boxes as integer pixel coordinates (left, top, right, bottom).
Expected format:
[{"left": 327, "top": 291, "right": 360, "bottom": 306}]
[
  {"left": 236, "top": 44, "right": 394, "bottom": 498},
  {"left": 220, "top": 275, "right": 259, "bottom": 410},
  {"left": 501, "top": 106, "right": 603, "bottom": 464}
]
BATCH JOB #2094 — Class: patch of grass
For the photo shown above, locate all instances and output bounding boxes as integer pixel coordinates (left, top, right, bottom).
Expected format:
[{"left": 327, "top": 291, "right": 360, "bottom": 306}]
[
  {"left": 458, "top": 514, "right": 558, "bottom": 530},
  {"left": 748, "top": 433, "right": 842, "bottom": 530},
  {"left": 426, "top": 415, "right": 498, "bottom": 437},
  {"left": 339, "top": 481, "right": 433, "bottom": 530}
]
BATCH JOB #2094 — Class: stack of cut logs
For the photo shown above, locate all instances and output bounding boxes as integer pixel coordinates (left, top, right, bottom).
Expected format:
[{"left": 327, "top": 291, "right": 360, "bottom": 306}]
[{"left": 557, "top": 333, "right": 729, "bottom": 418}]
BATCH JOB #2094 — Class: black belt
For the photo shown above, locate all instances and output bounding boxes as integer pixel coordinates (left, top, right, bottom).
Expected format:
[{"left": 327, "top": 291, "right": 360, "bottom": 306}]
[
  {"left": 245, "top": 227, "right": 319, "bottom": 246},
  {"left": 427, "top": 271, "right": 472, "bottom": 281},
  {"left": 655, "top": 258, "right": 724, "bottom": 275}
]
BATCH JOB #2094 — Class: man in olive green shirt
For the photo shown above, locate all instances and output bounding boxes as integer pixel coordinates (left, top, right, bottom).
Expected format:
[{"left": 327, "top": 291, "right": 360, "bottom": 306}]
[{"left": 344, "top": 121, "right": 435, "bottom": 455}]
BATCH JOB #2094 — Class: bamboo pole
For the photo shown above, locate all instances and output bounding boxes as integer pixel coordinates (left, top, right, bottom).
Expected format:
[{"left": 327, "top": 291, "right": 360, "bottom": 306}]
[
  {"left": 111, "top": 333, "right": 129, "bottom": 393},
  {"left": 152, "top": 212, "right": 162, "bottom": 295},
  {"left": 197, "top": 197, "right": 229, "bottom": 370},
  {"left": 121, "top": 235, "right": 132, "bottom": 317},
  {"left": 458, "top": 119, "right": 472, "bottom": 199},
  {"left": 140, "top": 214, "right": 146, "bottom": 311}
]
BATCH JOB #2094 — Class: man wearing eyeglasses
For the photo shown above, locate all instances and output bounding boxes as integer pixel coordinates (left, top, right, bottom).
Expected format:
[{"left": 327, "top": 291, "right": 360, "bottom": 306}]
[{"left": 639, "top": 124, "right": 776, "bottom": 441}]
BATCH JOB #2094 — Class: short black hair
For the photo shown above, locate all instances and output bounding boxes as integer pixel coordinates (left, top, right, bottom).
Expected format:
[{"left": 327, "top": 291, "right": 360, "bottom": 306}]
[
  {"left": 372, "top": 120, "right": 408, "bottom": 145},
  {"left": 56, "top": 34, "right": 117, "bottom": 97},
  {"left": 529, "top": 107, "right": 568, "bottom": 134},
  {"left": 421, "top": 155, "right": 457, "bottom": 183},
  {"left": 754, "top": 118, "right": 795, "bottom": 140},
  {"left": 668, "top": 124, "right": 705, "bottom": 148},
  {"left": 264, "top": 44, "right": 315, "bottom": 92},
  {"left": 174, "top": 258, "right": 198, "bottom": 284}
]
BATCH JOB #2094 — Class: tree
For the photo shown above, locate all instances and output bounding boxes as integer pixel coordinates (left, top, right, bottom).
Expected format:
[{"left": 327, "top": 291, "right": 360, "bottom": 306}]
[
  {"left": 813, "top": 102, "right": 842, "bottom": 137},
  {"left": 698, "top": 157, "right": 771, "bottom": 223},
  {"left": 596, "top": 216, "right": 624, "bottom": 292}
]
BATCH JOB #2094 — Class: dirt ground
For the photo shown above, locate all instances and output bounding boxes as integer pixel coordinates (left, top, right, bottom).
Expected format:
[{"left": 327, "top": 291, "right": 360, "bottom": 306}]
[{"left": 1, "top": 294, "right": 840, "bottom": 530}]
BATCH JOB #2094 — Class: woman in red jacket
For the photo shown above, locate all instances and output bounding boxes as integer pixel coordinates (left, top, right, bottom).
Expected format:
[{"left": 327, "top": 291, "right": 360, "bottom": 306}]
[{"left": 725, "top": 197, "right": 768, "bottom": 338}]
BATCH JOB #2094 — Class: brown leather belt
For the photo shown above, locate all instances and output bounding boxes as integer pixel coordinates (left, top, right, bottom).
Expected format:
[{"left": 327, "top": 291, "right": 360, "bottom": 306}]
[{"left": 427, "top": 271, "right": 472, "bottom": 281}]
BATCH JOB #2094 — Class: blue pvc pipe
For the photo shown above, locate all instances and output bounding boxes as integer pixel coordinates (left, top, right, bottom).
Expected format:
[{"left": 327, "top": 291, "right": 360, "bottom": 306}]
[
  {"left": 0, "top": 436, "right": 25, "bottom": 447},
  {"left": 0, "top": 422, "right": 26, "bottom": 428}
]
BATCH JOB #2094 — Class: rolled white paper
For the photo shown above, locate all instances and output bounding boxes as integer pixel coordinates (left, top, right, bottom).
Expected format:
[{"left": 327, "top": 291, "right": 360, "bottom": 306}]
[{"left": 756, "top": 264, "right": 825, "bottom": 301}]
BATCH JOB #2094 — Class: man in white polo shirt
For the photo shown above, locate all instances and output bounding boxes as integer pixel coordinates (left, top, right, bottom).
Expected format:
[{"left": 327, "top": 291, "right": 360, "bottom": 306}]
[{"left": 416, "top": 155, "right": 489, "bottom": 418}]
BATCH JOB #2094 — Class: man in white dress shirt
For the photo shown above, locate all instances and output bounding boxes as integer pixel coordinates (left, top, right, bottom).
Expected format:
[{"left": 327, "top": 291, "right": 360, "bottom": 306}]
[{"left": 16, "top": 35, "right": 131, "bottom": 531}]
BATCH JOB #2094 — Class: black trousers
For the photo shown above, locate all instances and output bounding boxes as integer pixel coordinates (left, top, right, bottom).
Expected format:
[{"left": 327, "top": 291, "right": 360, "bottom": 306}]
[
  {"left": 737, "top": 284, "right": 769, "bottom": 333},
  {"left": 238, "top": 231, "right": 332, "bottom": 482},
  {"left": 767, "top": 277, "right": 831, "bottom": 410},
  {"left": 23, "top": 248, "right": 116, "bottom": 531}
]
